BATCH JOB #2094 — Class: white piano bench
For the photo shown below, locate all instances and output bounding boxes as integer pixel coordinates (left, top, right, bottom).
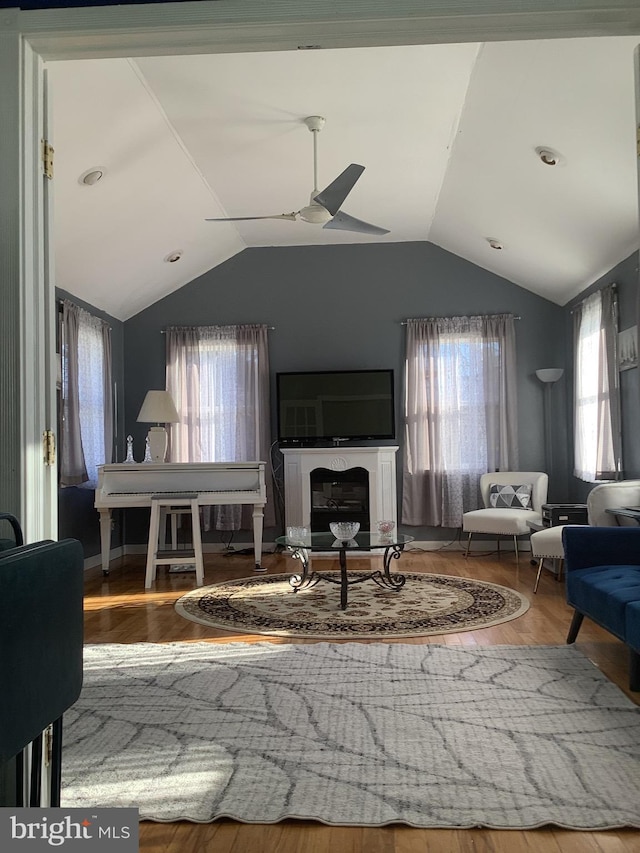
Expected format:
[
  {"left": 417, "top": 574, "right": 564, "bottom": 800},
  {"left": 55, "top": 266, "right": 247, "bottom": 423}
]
[{"left": 145, "top": 493, "right": 204, "bottom": 590}]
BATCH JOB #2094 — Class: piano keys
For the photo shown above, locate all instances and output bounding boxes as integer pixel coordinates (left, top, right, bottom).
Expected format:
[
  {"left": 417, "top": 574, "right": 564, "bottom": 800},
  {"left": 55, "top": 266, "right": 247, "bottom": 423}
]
[{"left": 95, "top": 461, "right": 267, "bottom": 574}]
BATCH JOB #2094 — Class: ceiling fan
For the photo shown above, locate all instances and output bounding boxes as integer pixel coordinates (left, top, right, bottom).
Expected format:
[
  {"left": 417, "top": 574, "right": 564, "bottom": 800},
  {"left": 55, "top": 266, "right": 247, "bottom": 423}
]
[{"left": 205, "top": 116, "right": 389, "bottom": 236}]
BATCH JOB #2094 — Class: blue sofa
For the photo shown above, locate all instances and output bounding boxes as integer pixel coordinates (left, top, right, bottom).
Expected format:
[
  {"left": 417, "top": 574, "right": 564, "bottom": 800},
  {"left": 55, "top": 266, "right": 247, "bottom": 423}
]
[{"left": 562, "top": 525, "right": 640, "bottom": 691}]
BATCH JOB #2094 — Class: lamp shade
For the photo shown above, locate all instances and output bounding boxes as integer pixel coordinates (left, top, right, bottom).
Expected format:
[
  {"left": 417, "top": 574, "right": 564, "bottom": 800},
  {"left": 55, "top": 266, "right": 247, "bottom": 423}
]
[
  {"left": 136, "top": 390, "right": 180, "bottom": 424},
  {"left": 535, "top": 368, "right": 564, "bottom": 384}
]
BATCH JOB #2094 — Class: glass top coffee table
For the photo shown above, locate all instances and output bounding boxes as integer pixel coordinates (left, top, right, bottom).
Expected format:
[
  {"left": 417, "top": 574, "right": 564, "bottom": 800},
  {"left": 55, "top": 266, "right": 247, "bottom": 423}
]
[{"left": 274, "top": 531, "right": 414, "bottom": 611}]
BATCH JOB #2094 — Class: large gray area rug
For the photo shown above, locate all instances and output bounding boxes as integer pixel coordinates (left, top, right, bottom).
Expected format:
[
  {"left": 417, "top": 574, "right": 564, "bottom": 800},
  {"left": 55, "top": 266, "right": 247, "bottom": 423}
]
[
  {"left": 61, "top": 642, "right": 640, "bottom": 829},
  {"left": 175, "top": 572, "right": 529, "bottom": 638}
]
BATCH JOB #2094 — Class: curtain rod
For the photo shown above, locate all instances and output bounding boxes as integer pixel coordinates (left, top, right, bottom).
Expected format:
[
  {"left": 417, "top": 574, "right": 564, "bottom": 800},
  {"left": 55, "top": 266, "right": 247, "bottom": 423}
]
[
  {"left": 57, "top": 298, "right": 112, "bottom": 330},
  {"left": 401, "top": 315, "right": 521, "bottom": 325},
  {"left": 160, "top": 325, "right": 275, "bottom": 333},
  {"left": 569, "top": 282, "right": 617, "bottom": 314}
]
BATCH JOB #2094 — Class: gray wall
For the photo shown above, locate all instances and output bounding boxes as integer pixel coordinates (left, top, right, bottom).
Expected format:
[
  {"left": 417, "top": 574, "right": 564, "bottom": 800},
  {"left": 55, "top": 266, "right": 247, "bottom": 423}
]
[
  {"left": 55, "top": 243, "right": 640, "bottom": 554},
  {"left": 123, "top": 241, "right": 567, "bottom": 544},
  {"left": 563, "top": 251, "right": 640, "bottom": 505},
  {"left": 56, "top": 288, "right": 126, "bottom": 559}
]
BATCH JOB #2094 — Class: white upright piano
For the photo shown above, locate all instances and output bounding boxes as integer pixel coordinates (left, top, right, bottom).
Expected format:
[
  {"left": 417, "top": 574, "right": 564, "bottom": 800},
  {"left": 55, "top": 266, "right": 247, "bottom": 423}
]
[{"left": 95, "top": 461, "right": 267, "bottom": 574}]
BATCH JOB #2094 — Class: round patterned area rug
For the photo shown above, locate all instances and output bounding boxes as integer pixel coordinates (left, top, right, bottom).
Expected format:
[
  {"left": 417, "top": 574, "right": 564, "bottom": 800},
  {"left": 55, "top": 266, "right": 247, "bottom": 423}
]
[{"left": 175, "top": 572, "right": 530, "bottom": 639}]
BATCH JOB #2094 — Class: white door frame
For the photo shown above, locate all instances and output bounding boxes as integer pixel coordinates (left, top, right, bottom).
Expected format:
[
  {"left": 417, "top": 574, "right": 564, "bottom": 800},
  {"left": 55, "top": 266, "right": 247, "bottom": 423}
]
[
  {"left": 1, "top": 1, "right": 638, "bottom": 540},
  {"left": 0, "top": 31, "right": 57, "bottom": 542}
]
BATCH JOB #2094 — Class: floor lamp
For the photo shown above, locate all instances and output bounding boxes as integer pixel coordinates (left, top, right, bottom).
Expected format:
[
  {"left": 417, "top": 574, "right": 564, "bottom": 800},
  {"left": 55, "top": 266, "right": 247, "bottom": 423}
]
[{"left": 536, "top": 368, "right": 564, "bottom": 474}]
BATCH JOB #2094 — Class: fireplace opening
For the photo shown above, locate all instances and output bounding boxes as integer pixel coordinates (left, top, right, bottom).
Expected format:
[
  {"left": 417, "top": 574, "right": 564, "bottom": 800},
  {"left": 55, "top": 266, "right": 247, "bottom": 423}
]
[{"left": 309, "top": 467, "right": 369, "bottom": 532}]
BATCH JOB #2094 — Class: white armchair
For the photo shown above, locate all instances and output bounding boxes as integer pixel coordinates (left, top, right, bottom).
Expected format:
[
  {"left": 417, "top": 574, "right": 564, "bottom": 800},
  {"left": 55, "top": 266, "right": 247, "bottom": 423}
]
[
  {"left": 462, "top": 471, "right": 548, "bottom": 567},
  {"left": 530, "top": 479, "right": 640, "bottom": 593},
  {"left": 587, "top": 480, "right": 640, "bottom": 526}
]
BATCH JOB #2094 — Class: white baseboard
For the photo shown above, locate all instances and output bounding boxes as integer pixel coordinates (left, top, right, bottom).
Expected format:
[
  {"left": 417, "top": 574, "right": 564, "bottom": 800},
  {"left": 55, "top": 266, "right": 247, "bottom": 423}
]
[
  {"left": 123, "top": 543, "right": 268, "bottom": 556},
  {"left": 86, "top": 537, "right": 532, "bottom": 571},
  {"left": 83, "top": 542, "right": 251, "bottom": 572},
  {"left": 408, "top": 539, "right": 532, "bottom": 553},
  {"left": 83, "top": 546, "right": 123, "bottom": 571}
]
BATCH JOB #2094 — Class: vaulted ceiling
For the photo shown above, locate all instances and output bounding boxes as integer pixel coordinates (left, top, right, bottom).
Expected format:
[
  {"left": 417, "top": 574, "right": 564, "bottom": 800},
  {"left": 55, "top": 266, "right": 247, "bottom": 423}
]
[{"left": 49, "top": 35, "right": 640, "bottom": 321}]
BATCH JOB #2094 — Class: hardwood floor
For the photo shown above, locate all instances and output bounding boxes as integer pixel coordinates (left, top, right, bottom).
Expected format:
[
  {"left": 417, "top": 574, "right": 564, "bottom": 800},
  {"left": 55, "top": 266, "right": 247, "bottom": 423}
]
[{"left": 83, "top": 546, "right": 640, "bottom": 853}]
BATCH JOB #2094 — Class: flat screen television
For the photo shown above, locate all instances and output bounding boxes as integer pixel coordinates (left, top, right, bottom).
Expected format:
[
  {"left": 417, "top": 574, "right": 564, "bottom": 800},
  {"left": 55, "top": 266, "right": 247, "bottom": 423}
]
[{"left": 276, "top": 369, "right": 395, "bottom": 445}]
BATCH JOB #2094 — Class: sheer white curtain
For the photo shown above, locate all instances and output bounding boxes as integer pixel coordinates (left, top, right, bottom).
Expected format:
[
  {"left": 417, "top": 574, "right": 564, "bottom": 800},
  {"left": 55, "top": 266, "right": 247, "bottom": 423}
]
[
  {"left": 60, "top": 300, "right": 113, "bottom": 487},
  {"left": 403, "top": 314, "right": 519, "bottom": 527},
  {"left": 573, "top": 285, "right": 621, "bottom": 482},
  {"left": 166, "top": 324, "right": 274, "bottom": 529}
]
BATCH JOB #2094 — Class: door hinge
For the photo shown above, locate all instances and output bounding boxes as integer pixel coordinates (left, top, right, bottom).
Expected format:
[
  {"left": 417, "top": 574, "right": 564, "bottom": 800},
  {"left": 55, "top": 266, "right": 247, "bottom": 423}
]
[
  {"left": 42, "top": 139, "right": 54, "bottom": 179},
  {"left": 44, "top": 725, "right": 53, "bottom": 767},
  {"left": 637, "top": 126, "right": 640, "bottom": 158},
  {"left": 43, "top": 429, "right": 56, "bottom": 466}
]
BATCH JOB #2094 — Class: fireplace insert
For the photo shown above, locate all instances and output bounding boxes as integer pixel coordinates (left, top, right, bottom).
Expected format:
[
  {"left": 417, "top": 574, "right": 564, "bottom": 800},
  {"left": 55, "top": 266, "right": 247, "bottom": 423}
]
[{"left": 309, "top": 466, "right": 369, "bottom": 532}]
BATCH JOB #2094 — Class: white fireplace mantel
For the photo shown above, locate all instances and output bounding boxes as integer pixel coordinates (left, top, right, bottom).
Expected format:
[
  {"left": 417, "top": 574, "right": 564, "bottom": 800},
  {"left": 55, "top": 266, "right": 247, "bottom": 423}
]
[{"left": 281, "top": 446, "right": 399, "bottom": 532}]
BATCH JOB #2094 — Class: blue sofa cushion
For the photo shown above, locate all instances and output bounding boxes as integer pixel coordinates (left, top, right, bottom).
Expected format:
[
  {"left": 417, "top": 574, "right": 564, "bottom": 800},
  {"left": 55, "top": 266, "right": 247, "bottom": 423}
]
[
  {"left": 626, "top": 600, "right": 640, "bottom": 653},
  {"left": 567, "top": 565, "right": 640, "bottom": 642}
]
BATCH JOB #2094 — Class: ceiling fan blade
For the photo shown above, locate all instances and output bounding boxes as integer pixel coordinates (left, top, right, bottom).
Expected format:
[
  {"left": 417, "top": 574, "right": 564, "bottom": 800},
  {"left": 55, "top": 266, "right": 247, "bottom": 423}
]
[
  {"left": 324, "top": 210, "right": 390, "bottom": 236},
  {"left": 313, "top": 164, "right": 365, "bottom": 215},
  {"left": 205, "top": 213, "right": 297, "bottom": 222}
]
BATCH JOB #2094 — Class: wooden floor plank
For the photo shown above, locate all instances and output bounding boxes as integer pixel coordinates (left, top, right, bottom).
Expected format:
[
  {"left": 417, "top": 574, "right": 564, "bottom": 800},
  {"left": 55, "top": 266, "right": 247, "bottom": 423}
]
[
  {"left": 169, "top": 819, "right": 239, "bottom": 853},
  {"left": 135, "top": 822, "right": 180, "bottom": 853},
  {"left": 589, "top": 831, "right": 640, "bottom": 853},
  {"left": 80, "top": 550, "right": 640, "bottom": 853}
]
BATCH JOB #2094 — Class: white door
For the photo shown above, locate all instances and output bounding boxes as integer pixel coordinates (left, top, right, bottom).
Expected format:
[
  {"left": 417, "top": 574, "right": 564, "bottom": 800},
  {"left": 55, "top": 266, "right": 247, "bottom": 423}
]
[{"left": 19, "top": 45, "right": 58, "bottom": 542}]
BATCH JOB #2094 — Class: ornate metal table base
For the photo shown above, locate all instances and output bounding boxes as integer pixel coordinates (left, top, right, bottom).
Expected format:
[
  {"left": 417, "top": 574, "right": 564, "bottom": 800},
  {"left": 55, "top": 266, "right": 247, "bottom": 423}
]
[{"left": 288, "top": 543, "right": 406, "bottom": 611}]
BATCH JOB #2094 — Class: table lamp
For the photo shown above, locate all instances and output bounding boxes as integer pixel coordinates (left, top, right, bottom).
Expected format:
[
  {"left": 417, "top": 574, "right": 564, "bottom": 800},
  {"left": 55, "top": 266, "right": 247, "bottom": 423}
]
[{"left": 136, "top": 390, "right": 180, "bottom": 462}]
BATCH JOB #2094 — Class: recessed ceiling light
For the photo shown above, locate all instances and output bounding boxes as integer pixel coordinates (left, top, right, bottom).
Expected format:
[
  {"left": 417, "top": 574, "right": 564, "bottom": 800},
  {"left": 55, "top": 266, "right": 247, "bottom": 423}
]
[
  {"left": 535, "top": 147, "right": 563, "bottom": 166},
  {"left": 164, "top": 251, "right": 183, "bottom": 263},
  {"left": 79, "top": 168, "right": 104, "bottom": 186},
  {"left": 487, "top": 238, "right": 504, "bottom": 250}
]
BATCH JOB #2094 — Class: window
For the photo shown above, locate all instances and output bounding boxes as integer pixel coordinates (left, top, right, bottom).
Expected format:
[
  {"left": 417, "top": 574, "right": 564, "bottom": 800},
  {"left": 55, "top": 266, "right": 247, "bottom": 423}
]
[
  {"left": 60, "top": 300, "right": 113, "bottom": 487},
  {"left": 403, "top": 314, "right": 518, "bottom": 527},
  {"left": 166, "top": 324, "right": 274, "bottom": 530},
  {"left": 573, "top": 286, "right": 620, "bottom": 482},
  {"left": 194, "top": 334, "right": 253, "bottom": 462},
  {"left": 166, "top": 325, "right": 269, "bottom": 464},
  {"left": 434, "top": 334, "right": 500, "bottom": 474}
]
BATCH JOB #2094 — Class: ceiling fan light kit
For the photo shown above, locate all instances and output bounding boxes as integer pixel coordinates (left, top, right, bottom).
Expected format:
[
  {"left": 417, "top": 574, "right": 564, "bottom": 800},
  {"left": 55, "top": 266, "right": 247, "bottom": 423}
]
[
  {"left": 205, "top": 116, "right": 389, "bottom": 236},
  {"left": 298, "top": 199, "right": 332, "bottom": 225}
]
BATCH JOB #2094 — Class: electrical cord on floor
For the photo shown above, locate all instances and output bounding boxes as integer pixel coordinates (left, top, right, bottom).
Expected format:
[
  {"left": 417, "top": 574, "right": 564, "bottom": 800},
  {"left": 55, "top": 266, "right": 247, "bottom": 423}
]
[
  {"left": 406, "top": 527, "right": 465, "bottom": 554},
  {"left": 222, "top": 548, "right": 278, "bottom": 557},
  {"left": 219, "top": 533, "right": 280, "bottom": 558},
  {"left": 220, "top": 531, "right": 250, "bottom": 556},
  {"left": 269, "top": 439, "right": 286, "bottom": 526},
  {"left": 405, "top": 527, "right": 502, "bottom": 557},
  {"left": 221, "top": 531, "right": 236, "bottom": 552}
]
